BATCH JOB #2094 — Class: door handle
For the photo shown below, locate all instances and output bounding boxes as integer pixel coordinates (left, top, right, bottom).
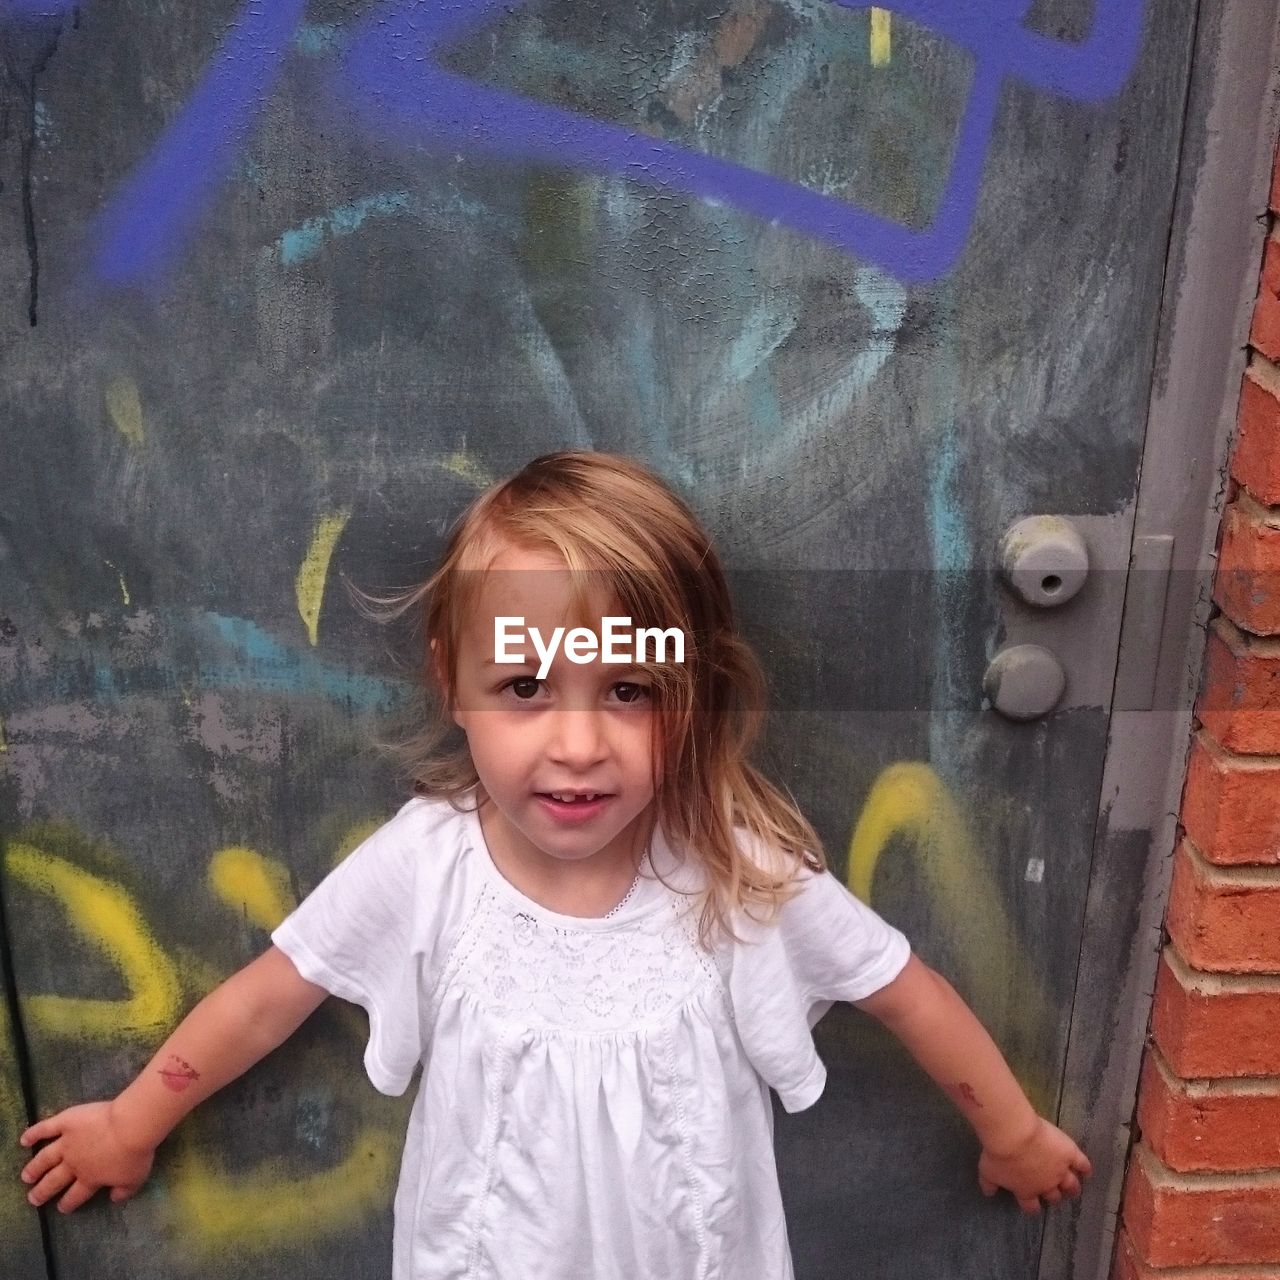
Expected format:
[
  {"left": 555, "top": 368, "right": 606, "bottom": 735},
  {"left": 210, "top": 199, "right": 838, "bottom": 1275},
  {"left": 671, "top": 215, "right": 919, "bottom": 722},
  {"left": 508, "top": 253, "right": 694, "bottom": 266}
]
[
  {"left": 983, "top": 644, "right": 1067, "bottom": 721},
  {"left": 998, "top": 515, "right": 1089, "bottom": 608},
  {"left": 986, "top": 516, "right": 1089, "bottom": 721}
]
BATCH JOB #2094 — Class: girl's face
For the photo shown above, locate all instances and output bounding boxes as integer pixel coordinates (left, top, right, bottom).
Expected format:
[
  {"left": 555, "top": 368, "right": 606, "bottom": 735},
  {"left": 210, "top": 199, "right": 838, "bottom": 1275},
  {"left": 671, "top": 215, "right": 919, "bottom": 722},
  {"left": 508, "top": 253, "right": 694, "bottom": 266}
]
[{"left": 446, "top": 542, "right": 659, "bottom": 874}]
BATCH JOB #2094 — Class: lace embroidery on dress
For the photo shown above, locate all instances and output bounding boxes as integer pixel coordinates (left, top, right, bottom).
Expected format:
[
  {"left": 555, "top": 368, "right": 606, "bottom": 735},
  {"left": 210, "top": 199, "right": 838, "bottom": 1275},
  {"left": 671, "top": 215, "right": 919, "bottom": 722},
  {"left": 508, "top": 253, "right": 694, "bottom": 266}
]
[
  {"left": 602, "top": 860, "right": 645, "bottom": 919},
  {"left": 446, "top": 885, "right": 724, "bottom": 1035}
]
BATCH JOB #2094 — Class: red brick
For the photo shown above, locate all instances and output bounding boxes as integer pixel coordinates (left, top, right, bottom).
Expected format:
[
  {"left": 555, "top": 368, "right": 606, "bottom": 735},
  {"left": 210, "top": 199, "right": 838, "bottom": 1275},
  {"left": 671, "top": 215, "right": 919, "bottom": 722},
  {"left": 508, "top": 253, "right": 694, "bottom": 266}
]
[
  {"left": 1151, "top": 947, "right": 1280, "bottom": 1077},
  {"left": 1232, "top": 365, "right": 1280, "bottom": 507},
  {"left": 1112, "top": 1225, "right": 1280, "bottom": 1280},
  {"left": 1263, "top": 236, "right": 1280, "bottom": 299},
  {"left": 1213, "top": 496, "right": 1280, "bottom": 635},
  {"left": 1121, "top": 1142, "right": 1280, "bottom": 1267},
  {"left": 1255, "top": 238, "right": 1280, "bottom": 363},
  {"left": 1166, "top": 838, "right": 1280, "bottom": 971},
  {"left": 1196, "top": 617, "right": 1280, "bottom": 754},
  {"left": 1108, "top": 1230, "right": 1142, "bottom": 1280},
  {"left": 1180, "top": 732, "right": 1280, "bottom": 864},
  {"left": 1137, "top": 1048, "right": 1280, "bottom": 1173},
  {"left": 1256, "top": 296, "right": 1280, "bottom": 365}
]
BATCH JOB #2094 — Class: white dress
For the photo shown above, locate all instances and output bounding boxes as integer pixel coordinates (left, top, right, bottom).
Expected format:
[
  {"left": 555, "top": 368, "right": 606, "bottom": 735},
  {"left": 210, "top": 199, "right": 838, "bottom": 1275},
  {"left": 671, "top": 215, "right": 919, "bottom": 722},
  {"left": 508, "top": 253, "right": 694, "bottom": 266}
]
[{"left": 270, "top": 789, "right": 911, "bottom": 1280}]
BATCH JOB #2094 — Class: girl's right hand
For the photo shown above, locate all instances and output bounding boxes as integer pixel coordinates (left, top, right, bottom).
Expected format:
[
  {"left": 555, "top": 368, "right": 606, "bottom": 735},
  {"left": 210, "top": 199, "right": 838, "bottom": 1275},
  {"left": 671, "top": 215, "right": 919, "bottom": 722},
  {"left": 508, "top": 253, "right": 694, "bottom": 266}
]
[{"left": 19, "top": 1101, "right": 156, "bottom": 1213}]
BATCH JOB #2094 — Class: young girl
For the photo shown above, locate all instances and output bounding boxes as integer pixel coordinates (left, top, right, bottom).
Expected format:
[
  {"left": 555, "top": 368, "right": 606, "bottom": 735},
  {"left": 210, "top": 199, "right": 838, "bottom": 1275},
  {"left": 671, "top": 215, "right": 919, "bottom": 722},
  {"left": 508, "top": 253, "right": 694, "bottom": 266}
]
[{"left": 18, "top": 451, "right": 1091, "bottom": 1279}]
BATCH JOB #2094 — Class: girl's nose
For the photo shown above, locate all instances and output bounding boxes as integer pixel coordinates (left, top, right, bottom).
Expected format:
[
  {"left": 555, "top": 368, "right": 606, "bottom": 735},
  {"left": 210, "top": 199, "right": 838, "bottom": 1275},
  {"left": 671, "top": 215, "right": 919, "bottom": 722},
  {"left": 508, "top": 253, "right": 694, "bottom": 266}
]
[{"left": 546, "top": 709, "right": 609, "bottom": 769}]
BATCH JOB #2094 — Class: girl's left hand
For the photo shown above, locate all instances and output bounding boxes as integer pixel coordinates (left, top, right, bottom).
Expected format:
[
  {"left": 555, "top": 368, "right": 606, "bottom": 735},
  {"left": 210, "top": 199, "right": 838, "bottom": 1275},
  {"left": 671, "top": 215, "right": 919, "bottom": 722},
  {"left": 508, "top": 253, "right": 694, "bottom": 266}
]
[{"left": 977, "top": 1117, "right": 1093, "bottom": 1214}]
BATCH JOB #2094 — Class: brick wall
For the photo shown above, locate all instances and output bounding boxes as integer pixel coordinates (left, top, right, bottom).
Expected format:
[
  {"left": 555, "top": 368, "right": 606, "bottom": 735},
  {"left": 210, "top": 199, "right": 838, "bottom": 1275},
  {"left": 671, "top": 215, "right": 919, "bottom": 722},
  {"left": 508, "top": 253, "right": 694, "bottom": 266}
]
[{"left": 1110, "top": 147, "right": 1280, "bottom": 1280}]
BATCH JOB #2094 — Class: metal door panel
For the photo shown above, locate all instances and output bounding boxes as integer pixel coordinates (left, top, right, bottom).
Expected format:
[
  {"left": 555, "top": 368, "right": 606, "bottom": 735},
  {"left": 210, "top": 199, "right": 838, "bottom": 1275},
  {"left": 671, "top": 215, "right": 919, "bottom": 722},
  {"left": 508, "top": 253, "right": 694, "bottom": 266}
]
[{"left": 0, "top": 1, "right": 1204, "bottom": 1276}]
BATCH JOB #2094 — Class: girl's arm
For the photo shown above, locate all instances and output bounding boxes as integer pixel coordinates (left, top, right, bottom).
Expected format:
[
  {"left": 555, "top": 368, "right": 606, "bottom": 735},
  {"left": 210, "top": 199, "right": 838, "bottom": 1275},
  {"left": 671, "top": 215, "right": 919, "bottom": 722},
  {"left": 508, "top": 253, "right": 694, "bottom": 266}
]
[
  {"left": 18, "top": 945, "right": 329, "bottom": 1214},
  {"left": 854, "top": 953, "right": 1093, "bottom": 1213}
]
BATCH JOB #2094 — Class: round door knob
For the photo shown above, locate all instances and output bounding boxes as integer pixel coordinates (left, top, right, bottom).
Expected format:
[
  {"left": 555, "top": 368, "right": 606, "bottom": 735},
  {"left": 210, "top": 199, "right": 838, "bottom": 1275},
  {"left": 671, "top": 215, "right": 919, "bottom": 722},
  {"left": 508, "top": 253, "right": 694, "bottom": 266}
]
[
  {"left": 983, "top": 645, "right": 1066, "bottom": 721},
  {"left": 998, "top": 515, "right": 1089, "bottom": 608}
]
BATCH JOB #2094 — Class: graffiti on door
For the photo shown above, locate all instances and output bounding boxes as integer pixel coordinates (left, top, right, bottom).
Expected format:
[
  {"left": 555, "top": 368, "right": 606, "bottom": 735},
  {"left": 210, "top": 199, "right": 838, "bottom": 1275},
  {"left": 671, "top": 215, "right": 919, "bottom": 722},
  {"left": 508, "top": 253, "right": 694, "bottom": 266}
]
[{"left": 5, "top": 0, "right": 1146, "bottom": 288}]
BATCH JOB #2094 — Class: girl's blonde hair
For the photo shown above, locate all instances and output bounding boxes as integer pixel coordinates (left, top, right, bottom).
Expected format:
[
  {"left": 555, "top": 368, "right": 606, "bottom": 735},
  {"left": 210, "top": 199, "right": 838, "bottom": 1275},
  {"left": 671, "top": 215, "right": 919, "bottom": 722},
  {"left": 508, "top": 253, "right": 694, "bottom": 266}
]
[{"left": 354, "top": 450, "right": 826, "bottom": 948}]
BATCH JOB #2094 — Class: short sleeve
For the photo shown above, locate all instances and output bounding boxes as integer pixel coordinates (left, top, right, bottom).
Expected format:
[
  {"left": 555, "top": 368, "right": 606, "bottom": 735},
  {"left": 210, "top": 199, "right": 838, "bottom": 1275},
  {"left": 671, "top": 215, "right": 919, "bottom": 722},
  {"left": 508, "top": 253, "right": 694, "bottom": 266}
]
[
  {"left": 271, "top": 801, "right": 433, "bottom": 1097},
  {"left": 728, "top": 859, "right": 911, "bottom": 1114}
]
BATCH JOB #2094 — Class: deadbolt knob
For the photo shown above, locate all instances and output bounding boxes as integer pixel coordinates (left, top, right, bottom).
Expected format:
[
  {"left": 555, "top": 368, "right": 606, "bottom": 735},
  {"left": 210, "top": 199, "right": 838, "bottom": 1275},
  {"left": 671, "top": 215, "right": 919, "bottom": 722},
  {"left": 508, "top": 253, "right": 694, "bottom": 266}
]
[
  {"left": 983, "top": 645, "right": 1067, "bottom": 721},
  {"left": 998, "top": 516, "right": 1089, "bottom": 608}
]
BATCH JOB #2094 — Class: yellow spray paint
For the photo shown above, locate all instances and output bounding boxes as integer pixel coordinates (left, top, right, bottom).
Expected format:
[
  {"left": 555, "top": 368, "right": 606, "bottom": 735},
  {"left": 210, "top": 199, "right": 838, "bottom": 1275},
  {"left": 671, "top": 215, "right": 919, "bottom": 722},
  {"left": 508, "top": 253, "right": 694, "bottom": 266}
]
[
  {"left": 4, "top": 827, "right": 404, "bottom": 1251},
  {"left": 3, "top": 843, "right": 181, "bottom": 1040},
  {"left": 335, "top": 818, "right": 382, "bottom": 865},
  {"left": 5, "top": 771, "right": 1059, "bottom": 1254},
  {"left": 190, "top": 835, "right": 403, "bottom": 1247},
  {"left": 870, "top": 8, "right": 892, "bottom": 66},
  {"left": 296, "top": 508, "right": 352, "bottom": 646},
  {"left": 103, "top": 558, "right": 131, "bottom": 605},
  {"left": 437, "top": 448, "right": 492, "bottom": 488},
  {"left": 846, "top": 763, "right": 1054, "bottom": 1113},
  {"left": 105, "top": 377, "right": 145, "bottom": 448},
  {"left": 166, "top": 1127, "right": 400, "bottom": 1254},
  {"left": 208, "top": 845, "right": 296, "bottom": 931},
  {"left": 206, "top": 839, "right": 370, "bottom": 1042}
]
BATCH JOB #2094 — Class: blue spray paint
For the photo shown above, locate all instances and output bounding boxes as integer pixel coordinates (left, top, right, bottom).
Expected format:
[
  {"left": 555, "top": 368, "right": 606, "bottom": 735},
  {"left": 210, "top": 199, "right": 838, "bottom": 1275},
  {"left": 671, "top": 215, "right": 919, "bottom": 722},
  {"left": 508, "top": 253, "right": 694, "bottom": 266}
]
[
  {"left": 924, "top": 316, "right": 973, "bottom": 766},
  {"left": 89, "top": 0, "right": 308, "bottom": 286},
  {"left": 79, "top": 0, "right": 1147, "bottom": 289},
  {"left": 0, "top": 0, "right": 77, "bottom": 13},
  {"left": 334, "top": 0, "right": 1007, "bottom": 282},
  {"left": 58, "top": 612, "right": 411, "bottom": 713},
  {"left": 927, "top": 430, "right": 969, "bottom": 574},
  {"left": 332, "top": 0, "right": 1145, "bottom": 279},
  {"left": 202, "top": 614, "right": 410, "bottom": 712}
]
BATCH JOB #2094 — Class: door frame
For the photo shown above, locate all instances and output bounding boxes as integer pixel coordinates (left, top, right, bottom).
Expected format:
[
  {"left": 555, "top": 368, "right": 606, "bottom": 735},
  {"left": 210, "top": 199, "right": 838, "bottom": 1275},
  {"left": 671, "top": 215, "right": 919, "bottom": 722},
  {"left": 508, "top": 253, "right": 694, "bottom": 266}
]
[{"left": 1040, "top": 3, "right": 1280, "bottom": 1279}]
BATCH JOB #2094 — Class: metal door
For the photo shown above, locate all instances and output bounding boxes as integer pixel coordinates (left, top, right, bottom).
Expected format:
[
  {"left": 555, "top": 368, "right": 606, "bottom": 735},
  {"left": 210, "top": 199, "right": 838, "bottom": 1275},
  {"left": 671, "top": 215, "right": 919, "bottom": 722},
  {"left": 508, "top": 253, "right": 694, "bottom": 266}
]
[{"left": 0, "top": 1, "right": 1222, "bottom": 1277}]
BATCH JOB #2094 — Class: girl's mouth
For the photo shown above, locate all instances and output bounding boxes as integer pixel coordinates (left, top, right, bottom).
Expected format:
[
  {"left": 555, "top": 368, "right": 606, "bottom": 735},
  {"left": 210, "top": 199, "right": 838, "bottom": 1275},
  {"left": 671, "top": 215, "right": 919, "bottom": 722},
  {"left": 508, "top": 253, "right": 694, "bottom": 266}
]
[{"left": 536, "top": 792, "right": 613, "bottom": 823}]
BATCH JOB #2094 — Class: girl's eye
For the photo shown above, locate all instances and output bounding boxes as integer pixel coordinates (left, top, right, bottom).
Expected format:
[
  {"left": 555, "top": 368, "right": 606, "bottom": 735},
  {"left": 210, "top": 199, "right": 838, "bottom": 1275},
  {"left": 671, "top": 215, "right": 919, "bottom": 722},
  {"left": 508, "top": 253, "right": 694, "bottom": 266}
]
[
  {"left": 504, "top": 677, "right": 543, "bottom": 701},
  {"left": 613, "top": 682, "right": 651, "bottom": 705}
]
